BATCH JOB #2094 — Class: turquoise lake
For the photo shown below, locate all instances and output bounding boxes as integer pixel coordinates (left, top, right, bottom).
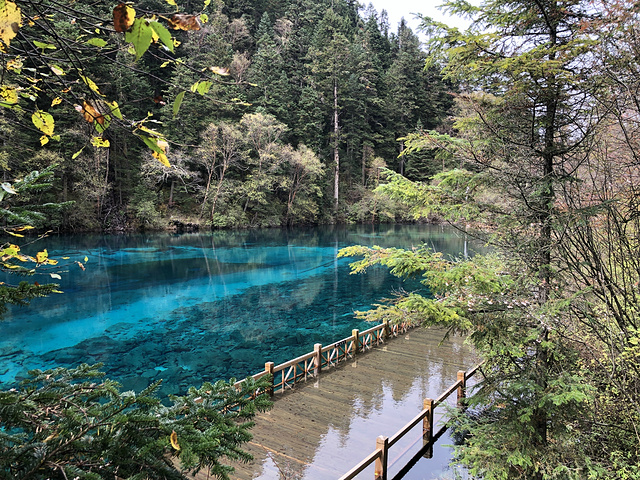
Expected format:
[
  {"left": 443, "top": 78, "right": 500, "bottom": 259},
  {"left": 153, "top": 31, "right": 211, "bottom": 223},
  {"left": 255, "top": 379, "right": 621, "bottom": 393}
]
[{"left": 0, "top": 224, "right": 472, "bottom": 399}]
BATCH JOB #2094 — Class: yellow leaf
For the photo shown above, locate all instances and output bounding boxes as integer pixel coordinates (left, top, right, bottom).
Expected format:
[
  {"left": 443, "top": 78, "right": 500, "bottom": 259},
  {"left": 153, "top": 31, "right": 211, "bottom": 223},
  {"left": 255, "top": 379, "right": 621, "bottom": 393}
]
[
  {"left": 80, "top": 75, "right": 103, "bottom": 96},
  {"left": 7, "top": 56, "right": 21, "bottom": 71},
  {"left": 0, "top": 0, "right": 21, "bottom": 50},
  {"left": 165, "top": 0, "right": 177, "bottom": 5},
  {"left": 84, "top": 256, "right": 88, "bottom": 262},
  {"left": 32, "top": 110, "right": 55, "bottom": 136},
  {"left": 170, "top": 430, "right": 180, "bottom": 450},
  {"left": 0, "top": 85, "right": 18, "bottom": 104},
  {"left": 36, "top": 250, "right": 49, "bottom": 264},
  {"left": 51, "top": 97, "right": 62, "bottom": 107},
  {"left": 40, "top": 135, "right": 49, "bottom": 146},
  {"left": 91, "top": 136, "right": 110, "bottom": 148},
  {"left": 113, "top": 3, "right": 136, "bottom": 33},
  {"left": 152, "top": 150, "right": 170, "bottom": 167}
]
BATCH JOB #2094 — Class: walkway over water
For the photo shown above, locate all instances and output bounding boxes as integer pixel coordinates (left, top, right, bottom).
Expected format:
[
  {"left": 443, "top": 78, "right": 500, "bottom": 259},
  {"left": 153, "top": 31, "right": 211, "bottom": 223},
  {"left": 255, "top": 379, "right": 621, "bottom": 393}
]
[{"left": 202, "top": 327, "right": 477, "bottom": 480}]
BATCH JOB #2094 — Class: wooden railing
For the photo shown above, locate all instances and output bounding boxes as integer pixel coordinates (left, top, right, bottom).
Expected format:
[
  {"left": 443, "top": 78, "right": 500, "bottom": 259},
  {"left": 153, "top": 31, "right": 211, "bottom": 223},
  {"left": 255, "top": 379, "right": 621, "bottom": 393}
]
[
  {"left": 338, "top": 363, "right": 482, "bottom": 480},
  {"left": 235, "top": 320, "right": 416, "bottom": 396}
]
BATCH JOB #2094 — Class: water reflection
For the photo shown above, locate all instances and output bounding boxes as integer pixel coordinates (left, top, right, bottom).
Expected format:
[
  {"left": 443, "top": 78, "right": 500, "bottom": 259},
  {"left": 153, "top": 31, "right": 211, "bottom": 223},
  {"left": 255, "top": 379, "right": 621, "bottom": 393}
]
[
  {"left": 230, "top": 328, "right": 476, "bottom": 480},
  {"left": 0, "top": 224, "right": 478, "bottom": 401}
]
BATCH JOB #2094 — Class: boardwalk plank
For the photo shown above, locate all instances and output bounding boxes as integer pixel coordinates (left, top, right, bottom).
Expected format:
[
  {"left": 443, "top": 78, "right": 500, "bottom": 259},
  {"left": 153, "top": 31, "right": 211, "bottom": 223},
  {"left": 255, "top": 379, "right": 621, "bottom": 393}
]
[{"left": 192, "top": 328, "right": 476, "bottom": 480}]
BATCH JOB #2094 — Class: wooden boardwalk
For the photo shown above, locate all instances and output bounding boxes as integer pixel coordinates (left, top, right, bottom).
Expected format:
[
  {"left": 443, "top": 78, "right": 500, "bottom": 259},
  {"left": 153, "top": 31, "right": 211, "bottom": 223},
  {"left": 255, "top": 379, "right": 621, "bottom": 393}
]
[{"left": 195, "top": 328, "right": 477, "bottom": 480}]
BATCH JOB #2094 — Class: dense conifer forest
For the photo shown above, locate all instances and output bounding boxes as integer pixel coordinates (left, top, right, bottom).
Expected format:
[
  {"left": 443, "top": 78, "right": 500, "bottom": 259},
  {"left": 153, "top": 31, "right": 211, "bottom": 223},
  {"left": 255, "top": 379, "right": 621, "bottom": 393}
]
[{"left": 0, "top": 0, "right": 454, "bottom": 231}]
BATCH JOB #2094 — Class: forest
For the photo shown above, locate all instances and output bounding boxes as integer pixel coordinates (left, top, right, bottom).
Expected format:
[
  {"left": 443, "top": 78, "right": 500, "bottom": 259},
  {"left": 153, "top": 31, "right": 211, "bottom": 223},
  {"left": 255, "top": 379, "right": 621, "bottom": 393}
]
[
  {"left": 0, "top": 0, "right": 454, "bottom": 231},
  {"left": 2, "top": 0, "right": 640, "bottom": 479}
]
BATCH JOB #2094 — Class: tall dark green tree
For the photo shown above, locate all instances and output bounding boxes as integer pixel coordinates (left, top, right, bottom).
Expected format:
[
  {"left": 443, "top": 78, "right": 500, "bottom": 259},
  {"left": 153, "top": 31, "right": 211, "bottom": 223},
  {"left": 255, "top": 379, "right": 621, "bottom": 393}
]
[
  {"left": 383, "top": 21, "right": 453, "bottom": 174},
  {"left": 246, "top": 13, "right": 294, "bottom": 122},
  {"left": 307, "top": 6, "right": 353, "bottom": 211},
  {"left": 340, "top": 0, "right": 639, "bottom": 478}
]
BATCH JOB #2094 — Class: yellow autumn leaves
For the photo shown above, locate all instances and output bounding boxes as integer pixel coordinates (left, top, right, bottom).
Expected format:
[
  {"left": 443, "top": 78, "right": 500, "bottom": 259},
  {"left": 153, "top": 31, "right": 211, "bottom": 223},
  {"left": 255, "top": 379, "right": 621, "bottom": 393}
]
[
  {"left": 0, "top": 0, "right": 21, "bottom": 52},
  {"left": 0, "top": 0, "right": 211, "bottom": 167},
  {"left": 170, "top": 430, "right": 180, "bottom": 450}
]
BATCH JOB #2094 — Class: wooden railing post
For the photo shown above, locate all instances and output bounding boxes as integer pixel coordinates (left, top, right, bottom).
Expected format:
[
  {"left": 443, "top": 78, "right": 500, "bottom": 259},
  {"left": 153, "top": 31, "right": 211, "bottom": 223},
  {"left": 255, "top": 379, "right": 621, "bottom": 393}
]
[
  {"left": 265, "top": 362, "right": 275, "bottom": 396},
  {"left": 314, "top": 343, "right": 322, "bottom": 376},
  {"left": 383, "top": 320, "right": 389, "bottom": 339},
  {"left": 352, "top": 329, "right": 360, "bottom": 355},
  {"left": 374, "top": 435, "right": 388, "bottom": 480},
  {"left": 457, "top": 370, "right": 466, "bottom": 409},
  {"left": 422, "top": 398, "right": 434, "bottom": 458}
]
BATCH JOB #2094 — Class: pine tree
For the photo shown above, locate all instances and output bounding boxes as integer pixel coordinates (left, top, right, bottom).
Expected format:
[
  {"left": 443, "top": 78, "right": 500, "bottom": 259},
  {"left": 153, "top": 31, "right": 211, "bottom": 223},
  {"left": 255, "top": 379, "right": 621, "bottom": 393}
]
[{"left": 340, "top": 0, "right": 628, "bottom": 477}]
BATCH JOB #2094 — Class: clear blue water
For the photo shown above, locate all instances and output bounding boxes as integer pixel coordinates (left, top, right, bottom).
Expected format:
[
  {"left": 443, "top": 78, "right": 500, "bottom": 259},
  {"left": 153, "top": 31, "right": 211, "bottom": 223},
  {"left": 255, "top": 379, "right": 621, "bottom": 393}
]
[{"left": 0, "top": 224, "right": 472, "bottom": 398}]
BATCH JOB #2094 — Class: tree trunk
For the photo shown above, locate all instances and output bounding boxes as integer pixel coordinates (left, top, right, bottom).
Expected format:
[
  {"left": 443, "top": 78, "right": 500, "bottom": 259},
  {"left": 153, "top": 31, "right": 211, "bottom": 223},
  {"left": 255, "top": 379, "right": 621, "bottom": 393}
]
[
  {"left": 333, "top": 78, "right": 339, "bottom": 212},
  {"left": 169, "top": 180, "right": 175, "bottom": 207}
]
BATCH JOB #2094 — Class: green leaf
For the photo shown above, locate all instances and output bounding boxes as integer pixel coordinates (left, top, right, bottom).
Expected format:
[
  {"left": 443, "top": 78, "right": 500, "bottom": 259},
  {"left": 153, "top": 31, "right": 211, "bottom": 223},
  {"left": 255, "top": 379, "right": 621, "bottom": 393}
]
[
  {"left": 196, "top": 81, "right": 212, "bottom": 95},
  {"left": 125, "top": 18, "right": 153, "bottom": 60},
  {"left": 33, "top": 40, "right": 55, "bottom": 50},
  {"left": 138, "top": 135, "right": 170, "bottom": 166},
  {"left": 71, "top": 147, "right": 84, "bottom": 160},
  {"left": 172, "top": 91, "right": 185, "bottom": 118},
  {"left": 149, "top": 21, "right": 174, "bottom": 52},
  {"left": 86, "top": 37, "right": 107, "bottom": 47},
  {"left": 107, "top": 100, "right": 122, "bottom": 119}
]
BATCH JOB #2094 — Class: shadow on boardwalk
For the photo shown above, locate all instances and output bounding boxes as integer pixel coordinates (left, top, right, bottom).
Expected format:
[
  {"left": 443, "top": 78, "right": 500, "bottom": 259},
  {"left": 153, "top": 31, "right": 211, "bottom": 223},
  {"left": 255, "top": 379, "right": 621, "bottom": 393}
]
[{"left": 195, "top": 327, "right": 477, "bottom": 480}]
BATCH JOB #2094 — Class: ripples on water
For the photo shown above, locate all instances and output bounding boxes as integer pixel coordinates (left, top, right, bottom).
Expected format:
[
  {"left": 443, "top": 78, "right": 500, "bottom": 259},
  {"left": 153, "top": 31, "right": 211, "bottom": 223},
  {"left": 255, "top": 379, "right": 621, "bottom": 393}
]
[{"left": 0, "top": 224, "right": 473, "bottom": 398}]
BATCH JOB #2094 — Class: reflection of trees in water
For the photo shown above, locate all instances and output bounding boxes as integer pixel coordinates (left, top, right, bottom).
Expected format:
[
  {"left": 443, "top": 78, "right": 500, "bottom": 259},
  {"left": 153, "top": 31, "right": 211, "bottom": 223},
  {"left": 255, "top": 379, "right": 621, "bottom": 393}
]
[{"left": 234, "top": 329, "right": 477, "bottom": 480}]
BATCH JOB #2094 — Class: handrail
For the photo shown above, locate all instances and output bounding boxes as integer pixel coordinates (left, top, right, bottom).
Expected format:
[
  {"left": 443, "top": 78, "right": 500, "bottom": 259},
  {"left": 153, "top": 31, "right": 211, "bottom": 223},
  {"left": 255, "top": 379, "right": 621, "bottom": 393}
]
[
  {"left": 340, "top": 447, "right": 383, "bottom": 479},
  {"left": 234, "top": 320, "right": 417, "bottom": 396},
  {"left": 274, "top": 351, "right": 315, "bottom": 371},
  {"left": 338, "top": 363, "right": 482, "bottom": 480},
  {"left": 434, "top": 379, "right": 463, "bottom": 407}
]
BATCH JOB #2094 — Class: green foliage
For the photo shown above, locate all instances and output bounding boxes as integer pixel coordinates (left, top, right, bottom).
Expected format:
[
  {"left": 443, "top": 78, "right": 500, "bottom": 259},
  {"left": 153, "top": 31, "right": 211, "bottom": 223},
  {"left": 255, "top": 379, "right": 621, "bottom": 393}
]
[
  {"left": 0, "top": 167, "right": 74, "bottom": 315},
  {"left": 0, "top": 363, "right": 272, "bottom": 480},
  {"left": 343, "top": 1, "right": 640, "bottom": 477}
]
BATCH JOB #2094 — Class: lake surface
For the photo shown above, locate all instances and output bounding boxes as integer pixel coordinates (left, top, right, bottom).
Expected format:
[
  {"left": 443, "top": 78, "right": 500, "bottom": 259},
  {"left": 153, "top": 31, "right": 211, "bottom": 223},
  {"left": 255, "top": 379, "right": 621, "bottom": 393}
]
[{"left": 0, "top": 224, "right": 472, "bottom": 399}]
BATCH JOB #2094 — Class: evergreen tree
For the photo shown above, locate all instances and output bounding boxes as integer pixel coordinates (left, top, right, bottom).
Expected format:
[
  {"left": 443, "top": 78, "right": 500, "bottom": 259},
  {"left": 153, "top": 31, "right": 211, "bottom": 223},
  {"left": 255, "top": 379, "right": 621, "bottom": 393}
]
[
  {"left": 340, "top": 0, "right": 637, "bottom": 477},
  {"left": 246, "top": 13, "right": 294, "bottom": 122},
  {"left": 307, "top": 6, "right": 353, "bottom": 211}
]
